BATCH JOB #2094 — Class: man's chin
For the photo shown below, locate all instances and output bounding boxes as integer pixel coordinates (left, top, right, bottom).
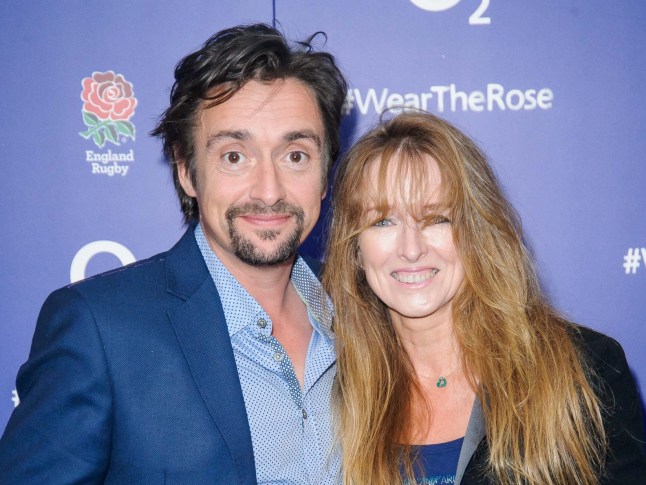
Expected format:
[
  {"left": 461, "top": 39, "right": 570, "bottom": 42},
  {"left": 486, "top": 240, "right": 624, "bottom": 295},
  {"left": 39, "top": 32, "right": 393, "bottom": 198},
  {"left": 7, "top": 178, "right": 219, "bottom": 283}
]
[
  {"left": 234, "top": 249, "right": 296, "bottom": 267},
  {"left": 232, "top": 234, "right": 301, "bottom": 267}
]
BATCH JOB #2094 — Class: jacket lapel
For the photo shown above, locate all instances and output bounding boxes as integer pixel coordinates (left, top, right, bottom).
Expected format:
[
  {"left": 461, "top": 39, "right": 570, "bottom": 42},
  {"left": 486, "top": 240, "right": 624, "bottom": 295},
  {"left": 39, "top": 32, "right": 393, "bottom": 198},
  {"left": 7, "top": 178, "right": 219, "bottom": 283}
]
[
  {"left": 456, "top": 397, "right": 487, "bottom": 484},
  {"left": 165, "top": 226, "right": 256, "bottom": 484}
]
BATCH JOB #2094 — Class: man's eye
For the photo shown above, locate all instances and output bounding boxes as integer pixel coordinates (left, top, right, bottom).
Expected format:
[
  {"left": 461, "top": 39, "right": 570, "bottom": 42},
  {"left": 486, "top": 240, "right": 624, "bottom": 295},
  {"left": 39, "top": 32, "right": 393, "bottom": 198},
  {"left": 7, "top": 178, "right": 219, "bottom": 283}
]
[
  {"left": 223, "top": 151, "right": 245, "bottom": 164},
  {"left": 286, "top": 151, "right": 309, "bottom": 164}
]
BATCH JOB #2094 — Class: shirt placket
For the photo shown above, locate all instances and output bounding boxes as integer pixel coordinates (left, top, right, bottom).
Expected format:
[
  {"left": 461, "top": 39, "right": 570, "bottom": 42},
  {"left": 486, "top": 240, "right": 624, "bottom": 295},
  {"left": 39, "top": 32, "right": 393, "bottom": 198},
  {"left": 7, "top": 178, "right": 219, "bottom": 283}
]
[
  {"left": 259, "top": 344, "right": 302, "bottom": 410},
  {"left": 255, "top": 312, "right": 332, "bottom": 483}
]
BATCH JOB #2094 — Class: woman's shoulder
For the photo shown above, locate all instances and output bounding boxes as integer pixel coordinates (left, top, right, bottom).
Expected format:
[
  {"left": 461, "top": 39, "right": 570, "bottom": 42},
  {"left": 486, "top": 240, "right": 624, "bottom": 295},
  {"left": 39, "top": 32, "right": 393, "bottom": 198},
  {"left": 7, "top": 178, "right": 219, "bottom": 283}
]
[
  {"left": 565, "top": 323, "right": 638, "bottom": 405},
  {"left": 566, "top": 323, "right": 627, "bottom": 372},
  {"left": 567, "top": 324, "right": 646, "bottom": 481}
]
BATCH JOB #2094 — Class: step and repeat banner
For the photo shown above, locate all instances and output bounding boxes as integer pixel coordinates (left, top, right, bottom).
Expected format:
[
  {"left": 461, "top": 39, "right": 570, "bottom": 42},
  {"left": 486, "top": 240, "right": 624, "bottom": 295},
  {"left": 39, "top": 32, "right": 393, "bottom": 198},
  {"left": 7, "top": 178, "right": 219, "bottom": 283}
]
[{"left": 1, "top": 1, "right": 644, "bottom": 431}]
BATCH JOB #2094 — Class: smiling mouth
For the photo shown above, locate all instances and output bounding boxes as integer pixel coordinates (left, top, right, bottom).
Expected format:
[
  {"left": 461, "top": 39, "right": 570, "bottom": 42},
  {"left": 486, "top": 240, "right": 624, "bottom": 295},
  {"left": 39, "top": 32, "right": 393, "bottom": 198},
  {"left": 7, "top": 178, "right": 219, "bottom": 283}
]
[
  {"left": 391, "top": 268, "right": 440, "bottom": 283},
  {"left": 240, "top": 214, "right": 292, "bottom": 226}
]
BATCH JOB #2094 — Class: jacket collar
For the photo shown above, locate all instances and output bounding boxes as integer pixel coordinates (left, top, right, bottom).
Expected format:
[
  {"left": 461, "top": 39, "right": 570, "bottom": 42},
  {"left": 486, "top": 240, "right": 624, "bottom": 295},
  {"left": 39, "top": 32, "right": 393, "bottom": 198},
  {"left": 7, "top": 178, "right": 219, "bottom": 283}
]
[
  {"left": 455, "top": 397, "right": 486, "bottom": 484},
  {"left": 165, "top": 222, "right": 210, "bottom": 300},
  {"left": 165, "top": 223, "right": 257, "bottom": 484}
]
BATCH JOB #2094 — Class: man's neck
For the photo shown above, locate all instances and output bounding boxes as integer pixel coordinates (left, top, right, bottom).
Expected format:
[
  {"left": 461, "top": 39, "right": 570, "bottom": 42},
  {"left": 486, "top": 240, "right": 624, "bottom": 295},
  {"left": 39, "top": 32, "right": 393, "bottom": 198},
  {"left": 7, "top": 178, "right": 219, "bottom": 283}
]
[
  {"left": 213, "top": 246, "right": 313, "bottom": 386},
  {"left": 212, "top": 246, "right": 296, "bottom": 314}
]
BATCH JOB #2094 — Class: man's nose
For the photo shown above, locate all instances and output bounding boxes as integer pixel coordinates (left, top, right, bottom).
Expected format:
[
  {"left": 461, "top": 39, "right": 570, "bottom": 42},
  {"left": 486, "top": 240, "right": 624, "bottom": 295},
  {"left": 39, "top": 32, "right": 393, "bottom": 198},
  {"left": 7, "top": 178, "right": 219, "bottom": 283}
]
[{"left": 249, "top": 159, "right": 286, "bottom": 206}]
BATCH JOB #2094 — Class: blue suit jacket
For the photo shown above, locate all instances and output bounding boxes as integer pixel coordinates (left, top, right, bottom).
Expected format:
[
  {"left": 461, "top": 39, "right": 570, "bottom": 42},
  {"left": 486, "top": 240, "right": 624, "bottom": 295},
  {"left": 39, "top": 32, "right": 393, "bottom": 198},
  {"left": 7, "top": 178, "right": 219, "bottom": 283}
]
[{"left": 0, "top": 226, "right": 258, "bottom": 484}]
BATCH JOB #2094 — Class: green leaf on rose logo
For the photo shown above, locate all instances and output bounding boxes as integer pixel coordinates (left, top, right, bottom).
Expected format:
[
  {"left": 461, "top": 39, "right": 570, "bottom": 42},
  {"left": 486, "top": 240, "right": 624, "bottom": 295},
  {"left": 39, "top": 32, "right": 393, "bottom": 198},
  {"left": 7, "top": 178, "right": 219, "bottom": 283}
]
[
  {"left": 93, "top": 130, "right": 106, "bottom": 148},
  {"left": 114, "top": 120, "right": 135, "bottom": 139},
  {"left": 83, "top": 112, "right": 99, "bottom": 126},
  {"left": 105, "top": 124, "right": 119, "bottom": 144}
]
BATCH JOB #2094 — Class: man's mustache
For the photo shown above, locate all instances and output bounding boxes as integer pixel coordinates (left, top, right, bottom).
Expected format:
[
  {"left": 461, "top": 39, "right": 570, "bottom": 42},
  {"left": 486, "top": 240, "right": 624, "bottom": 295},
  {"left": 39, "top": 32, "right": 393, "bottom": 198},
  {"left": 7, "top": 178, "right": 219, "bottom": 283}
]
[{"left": 226, "top": 202, "right": 303, "bottom": 221}]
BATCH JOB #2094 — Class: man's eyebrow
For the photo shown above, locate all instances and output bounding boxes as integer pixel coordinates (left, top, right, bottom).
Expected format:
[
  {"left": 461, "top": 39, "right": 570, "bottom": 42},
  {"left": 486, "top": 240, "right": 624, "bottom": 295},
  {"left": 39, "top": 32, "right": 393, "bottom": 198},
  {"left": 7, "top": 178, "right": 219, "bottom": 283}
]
[
  {"left": 284, "top": 130, "right": 322, "bottom": 150},
  {"left": 205, "top": 130, "right": 251, "bottom": 149}
]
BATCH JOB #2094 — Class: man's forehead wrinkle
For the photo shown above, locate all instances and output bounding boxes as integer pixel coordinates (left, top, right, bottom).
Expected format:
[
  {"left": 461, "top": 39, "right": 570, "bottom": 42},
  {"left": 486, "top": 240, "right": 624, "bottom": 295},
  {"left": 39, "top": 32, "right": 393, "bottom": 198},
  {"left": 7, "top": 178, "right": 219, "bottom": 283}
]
[{"left": 245, "top": 79, "right": 285, "bottom": 116}]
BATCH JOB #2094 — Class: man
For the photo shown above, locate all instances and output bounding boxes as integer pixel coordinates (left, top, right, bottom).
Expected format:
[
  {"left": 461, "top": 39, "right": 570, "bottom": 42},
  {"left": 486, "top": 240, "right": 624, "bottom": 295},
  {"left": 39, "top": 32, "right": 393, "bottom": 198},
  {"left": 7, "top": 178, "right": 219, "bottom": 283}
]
[{"left": 0, "top": 24, "right": 347, "bottom": 484}]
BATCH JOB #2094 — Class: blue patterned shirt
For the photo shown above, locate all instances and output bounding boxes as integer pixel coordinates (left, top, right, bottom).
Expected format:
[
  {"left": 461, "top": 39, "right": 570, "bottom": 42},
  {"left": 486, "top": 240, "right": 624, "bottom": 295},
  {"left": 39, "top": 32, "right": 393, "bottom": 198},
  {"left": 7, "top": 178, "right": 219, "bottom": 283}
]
[{"left": 195, "top": 224, "right": 339, "bottom": 484}]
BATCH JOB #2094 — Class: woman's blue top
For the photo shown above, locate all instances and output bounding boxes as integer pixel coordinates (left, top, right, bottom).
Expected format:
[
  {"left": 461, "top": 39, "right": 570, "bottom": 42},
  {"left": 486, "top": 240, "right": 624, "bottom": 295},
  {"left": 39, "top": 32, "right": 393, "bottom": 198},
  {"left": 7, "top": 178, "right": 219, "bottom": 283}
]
[{"left": 407, "top": 436, "right": 464, "bottom": 484}]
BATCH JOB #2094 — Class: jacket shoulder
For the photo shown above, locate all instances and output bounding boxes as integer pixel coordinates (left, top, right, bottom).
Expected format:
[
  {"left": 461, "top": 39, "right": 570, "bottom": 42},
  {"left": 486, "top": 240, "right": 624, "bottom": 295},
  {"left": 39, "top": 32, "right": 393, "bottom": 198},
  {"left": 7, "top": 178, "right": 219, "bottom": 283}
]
[
  {"left": 568, "top": 324, "right": 626, "bottom": 371},
  {"left": 569, "top": 324, "right": 646, "bottom": 482},
  {"left": 69, "top": 250, "right": 168, "bottom": 289}
]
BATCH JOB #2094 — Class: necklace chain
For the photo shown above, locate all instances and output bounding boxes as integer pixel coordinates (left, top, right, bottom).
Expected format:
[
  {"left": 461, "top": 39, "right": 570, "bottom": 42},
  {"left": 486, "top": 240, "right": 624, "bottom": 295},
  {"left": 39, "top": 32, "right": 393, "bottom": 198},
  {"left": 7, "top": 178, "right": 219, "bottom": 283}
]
[{"left": 434, "top": 364, "right": 461, "bottom": 389}]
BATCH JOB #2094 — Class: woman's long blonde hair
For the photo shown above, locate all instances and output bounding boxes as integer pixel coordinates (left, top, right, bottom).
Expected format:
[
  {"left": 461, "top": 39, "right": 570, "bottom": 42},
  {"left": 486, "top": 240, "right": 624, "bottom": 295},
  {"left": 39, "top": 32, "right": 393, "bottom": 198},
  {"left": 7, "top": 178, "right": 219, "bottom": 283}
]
[{"left": 323, "top": 111, "right": 606, "bottom": 485}]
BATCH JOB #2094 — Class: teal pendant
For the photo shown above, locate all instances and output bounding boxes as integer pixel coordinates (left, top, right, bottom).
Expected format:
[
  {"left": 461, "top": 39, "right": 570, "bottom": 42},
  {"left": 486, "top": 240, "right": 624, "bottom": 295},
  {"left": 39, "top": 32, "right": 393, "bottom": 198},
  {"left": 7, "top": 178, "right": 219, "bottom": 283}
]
[{"left": 436, "top": 377, "right": 447, "bottom": 388}]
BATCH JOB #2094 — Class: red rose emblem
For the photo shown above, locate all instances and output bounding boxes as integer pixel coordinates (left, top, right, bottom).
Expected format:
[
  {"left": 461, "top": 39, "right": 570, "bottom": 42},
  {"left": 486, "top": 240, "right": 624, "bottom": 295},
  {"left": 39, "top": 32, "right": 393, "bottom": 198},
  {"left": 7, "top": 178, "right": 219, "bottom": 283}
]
[
  {"left": 81, "top": 71, "right": 137, "bottom": 121},
  {"left": 79, "top": 71, "right": 137, "bottom": 148}
]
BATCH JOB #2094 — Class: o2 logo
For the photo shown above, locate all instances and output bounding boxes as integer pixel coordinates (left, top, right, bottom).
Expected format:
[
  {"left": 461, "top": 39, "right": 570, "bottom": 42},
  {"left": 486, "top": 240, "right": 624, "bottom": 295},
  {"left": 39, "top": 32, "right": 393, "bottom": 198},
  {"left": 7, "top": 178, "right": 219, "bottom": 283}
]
[
  {"left": 70, "top": 240, "right": 136, "bottom": 283},
  {"left": 410, "top": 0, "right": 491, "bottom": 25}
]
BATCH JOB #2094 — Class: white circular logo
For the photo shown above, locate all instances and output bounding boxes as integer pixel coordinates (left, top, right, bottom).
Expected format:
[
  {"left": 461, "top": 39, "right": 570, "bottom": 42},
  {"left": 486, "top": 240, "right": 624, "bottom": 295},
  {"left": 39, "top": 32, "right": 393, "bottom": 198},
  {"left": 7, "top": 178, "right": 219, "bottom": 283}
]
[
  {"left": 70, "top": 240, "right": 136, "bottom": 283},
  {"left": 410, "top": 0, "right": 461, "bottom": 12}
]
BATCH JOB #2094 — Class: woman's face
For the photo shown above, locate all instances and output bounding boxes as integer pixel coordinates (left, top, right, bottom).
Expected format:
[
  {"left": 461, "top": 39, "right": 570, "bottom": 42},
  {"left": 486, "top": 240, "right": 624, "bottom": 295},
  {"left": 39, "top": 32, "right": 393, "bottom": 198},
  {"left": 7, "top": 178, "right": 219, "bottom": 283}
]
[{"left": 357, "top": 156, "right": 464, "bottom": 325}]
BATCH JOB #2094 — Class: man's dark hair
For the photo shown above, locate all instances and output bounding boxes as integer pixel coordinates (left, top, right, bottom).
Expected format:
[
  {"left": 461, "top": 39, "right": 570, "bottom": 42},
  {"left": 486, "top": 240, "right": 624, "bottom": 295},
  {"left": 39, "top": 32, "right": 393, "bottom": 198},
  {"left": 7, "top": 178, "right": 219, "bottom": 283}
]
[{"left": 151, "top": 23, "right": 348, "bottom": 223}]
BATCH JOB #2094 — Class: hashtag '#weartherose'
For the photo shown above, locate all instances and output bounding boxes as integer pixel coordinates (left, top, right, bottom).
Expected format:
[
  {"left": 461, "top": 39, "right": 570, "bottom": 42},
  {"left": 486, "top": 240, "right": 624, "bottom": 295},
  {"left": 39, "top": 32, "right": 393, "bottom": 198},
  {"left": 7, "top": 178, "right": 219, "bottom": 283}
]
[{"left": 623, "top": 248, "right": 642, "bottom": 274}]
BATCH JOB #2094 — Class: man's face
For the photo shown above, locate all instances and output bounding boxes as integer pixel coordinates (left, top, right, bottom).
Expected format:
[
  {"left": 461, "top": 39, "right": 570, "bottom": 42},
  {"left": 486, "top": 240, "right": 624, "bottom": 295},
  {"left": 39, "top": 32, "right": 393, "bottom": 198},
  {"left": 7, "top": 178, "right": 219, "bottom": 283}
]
[{"left": 178, "top": 79, "right": 327, "bottom": 271}]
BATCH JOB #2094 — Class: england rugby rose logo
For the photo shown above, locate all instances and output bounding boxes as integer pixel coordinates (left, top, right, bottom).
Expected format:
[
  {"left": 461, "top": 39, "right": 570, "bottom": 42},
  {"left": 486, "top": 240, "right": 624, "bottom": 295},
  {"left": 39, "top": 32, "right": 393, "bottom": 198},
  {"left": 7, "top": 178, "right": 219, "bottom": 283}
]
[{"left": 79, "top": 71, "right": 137, "bottom": 148}]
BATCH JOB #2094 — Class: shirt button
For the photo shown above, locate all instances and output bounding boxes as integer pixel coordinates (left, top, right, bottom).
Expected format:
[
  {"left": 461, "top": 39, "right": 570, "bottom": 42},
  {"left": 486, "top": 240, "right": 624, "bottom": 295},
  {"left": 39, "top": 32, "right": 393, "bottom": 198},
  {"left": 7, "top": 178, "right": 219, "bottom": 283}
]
[
  {"left": 257, "top": 318, "right": 267, "bottom": 329},
  {"left": 273, "top": 351, "right": 283, "bottom": 362},
  {"left": 302, "top": 409, "right": 308, "bottom": 419}
]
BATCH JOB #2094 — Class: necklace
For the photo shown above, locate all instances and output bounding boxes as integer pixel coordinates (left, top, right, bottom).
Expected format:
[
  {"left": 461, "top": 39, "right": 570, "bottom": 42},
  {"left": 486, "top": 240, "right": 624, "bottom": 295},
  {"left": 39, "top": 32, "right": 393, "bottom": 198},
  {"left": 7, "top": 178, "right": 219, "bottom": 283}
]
[{"left": 434, "top": 364, "right": 461, "bottom": 388}]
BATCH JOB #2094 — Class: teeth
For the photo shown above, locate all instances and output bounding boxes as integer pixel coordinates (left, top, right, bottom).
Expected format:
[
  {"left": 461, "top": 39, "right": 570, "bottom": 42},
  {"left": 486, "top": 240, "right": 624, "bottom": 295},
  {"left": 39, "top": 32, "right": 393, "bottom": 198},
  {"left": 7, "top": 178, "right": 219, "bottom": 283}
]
[{"left": 391, "top": 268, "right": 439, "bottom": 283}]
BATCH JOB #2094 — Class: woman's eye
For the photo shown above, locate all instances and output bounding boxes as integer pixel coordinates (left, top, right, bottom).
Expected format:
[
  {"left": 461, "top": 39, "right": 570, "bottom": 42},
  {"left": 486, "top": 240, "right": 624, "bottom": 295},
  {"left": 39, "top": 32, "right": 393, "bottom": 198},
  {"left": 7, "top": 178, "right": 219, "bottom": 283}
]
[
  {"left": 286, "top": 151, "right": 309, "bottom": 164},
  {"left": 374, "top": 219, "right": 392, "bottom": 227},
  {"left": 223, "top": 151, "right": 245, "bottom": 164},
  {"left": 423, "top": 214, "right": 450, "bottom": 225}
]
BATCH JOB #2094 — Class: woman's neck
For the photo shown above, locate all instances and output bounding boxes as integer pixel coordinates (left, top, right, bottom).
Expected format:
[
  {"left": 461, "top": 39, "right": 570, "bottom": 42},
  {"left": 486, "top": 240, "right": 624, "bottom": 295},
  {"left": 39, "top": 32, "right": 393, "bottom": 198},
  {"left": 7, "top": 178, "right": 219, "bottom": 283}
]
[{"left": 390, "top": 309, "right": 461, "bottom": 379}]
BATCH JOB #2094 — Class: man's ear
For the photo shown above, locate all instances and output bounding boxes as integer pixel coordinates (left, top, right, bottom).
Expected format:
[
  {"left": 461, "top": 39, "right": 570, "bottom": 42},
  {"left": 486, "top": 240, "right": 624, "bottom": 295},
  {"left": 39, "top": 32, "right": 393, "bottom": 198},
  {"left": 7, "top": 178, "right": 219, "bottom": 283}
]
[{"left": 176, "top": 156, "right": 197, "bottom": 198}]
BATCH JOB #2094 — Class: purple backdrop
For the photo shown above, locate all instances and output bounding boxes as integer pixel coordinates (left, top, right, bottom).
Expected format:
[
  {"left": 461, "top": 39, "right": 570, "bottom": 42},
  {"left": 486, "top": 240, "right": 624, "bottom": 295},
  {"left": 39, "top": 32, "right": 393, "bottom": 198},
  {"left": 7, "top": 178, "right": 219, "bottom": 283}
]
[{"left": 1, "top": 0, "right": 644, "bottom": 432}]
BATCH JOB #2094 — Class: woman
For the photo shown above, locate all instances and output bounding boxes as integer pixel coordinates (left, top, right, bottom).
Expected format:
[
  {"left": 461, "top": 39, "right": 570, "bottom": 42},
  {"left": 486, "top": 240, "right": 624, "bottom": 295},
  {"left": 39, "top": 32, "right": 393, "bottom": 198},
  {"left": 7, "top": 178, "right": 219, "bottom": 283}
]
[{"left": 323, "top": 111, "right": 646, "bottom": 484}]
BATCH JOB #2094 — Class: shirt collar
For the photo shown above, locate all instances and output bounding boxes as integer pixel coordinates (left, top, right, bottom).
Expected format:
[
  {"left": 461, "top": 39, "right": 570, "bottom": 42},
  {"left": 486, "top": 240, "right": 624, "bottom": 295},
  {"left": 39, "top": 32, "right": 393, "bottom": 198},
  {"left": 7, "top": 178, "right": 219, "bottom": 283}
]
[{"left": 194, "top": 223, "right": 333, "bottom": 340}]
